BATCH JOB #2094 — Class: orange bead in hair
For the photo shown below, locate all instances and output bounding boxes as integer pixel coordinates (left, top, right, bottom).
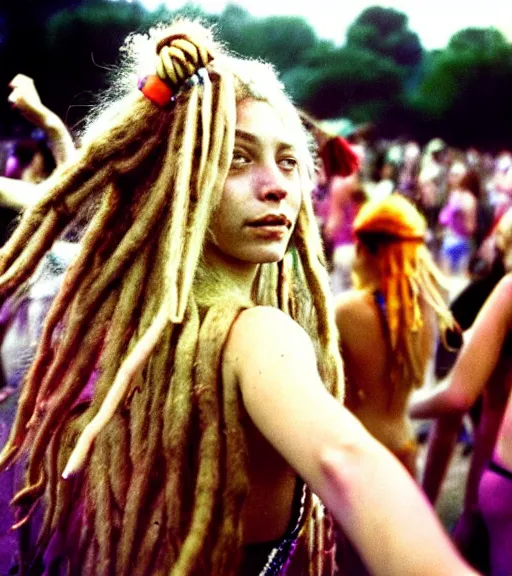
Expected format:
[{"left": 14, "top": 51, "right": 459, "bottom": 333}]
[{"left": 138, "top": 75, "right": 174, "bottom": 107}]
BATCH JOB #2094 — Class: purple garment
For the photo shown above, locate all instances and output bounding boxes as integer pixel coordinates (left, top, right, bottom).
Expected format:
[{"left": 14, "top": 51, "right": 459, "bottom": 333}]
[
  {"left": 0, "top": 392, "right": 22, "bottom": 571},
  {"left": 439, "top": 201, "right": 471, "bottom": 238},
  {"left": 331, "top": 202, "right": 359, "bottom": 248},
  {"left": 478, "top": 460, "right": 512, "bottom": 576},
  {"left": 0, "top": 243, "right": 78, "bottom": 574}
]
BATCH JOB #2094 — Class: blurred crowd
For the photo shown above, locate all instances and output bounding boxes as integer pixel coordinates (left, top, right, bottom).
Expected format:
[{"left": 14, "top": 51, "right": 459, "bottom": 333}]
[
  {"left": 312, "top": 124, "right": 512, "bottom": 294},
  {"left": 310, "top": 120, "right": 512, "bottom": 575},
  {"left": 1, "top": 71, "right": 512, "bottom": 576}
]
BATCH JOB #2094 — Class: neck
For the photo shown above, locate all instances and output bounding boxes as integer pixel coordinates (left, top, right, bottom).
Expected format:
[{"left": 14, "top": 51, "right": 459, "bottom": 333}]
[
  {"left": 354, "top": 271, "right": 381, "bottom": 293},
  {"left": 201, "top": 243, "right": 259, "bottom": 300}
]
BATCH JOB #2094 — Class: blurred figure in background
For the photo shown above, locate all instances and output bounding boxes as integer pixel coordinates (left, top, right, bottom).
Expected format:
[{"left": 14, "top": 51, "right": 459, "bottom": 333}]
[
  {"left": 413, "top": 206, "right": 512, "bottom": 574},
  {"left": 476, "top": 153, "right": 512, "bottom": 270},
  {"left": 397, "top": 140, "right": 421, "bottom": 201},
  {"left": 4, "top": 133, "right": 55, "bottom": 185},
  {"left": 0, "top": 75, "right": 75, "bottom": 245},
  {"left": 411, "top": 271, "right": 512, "bottom": 576},
  {"left": 417, "top": 138, "right": 449, "bottom": 257},
  {"left": 300, "top": 111, "right": 363, "bottom": 293},
  {"left": 438, "top": 168, "right": 482, "bottom": 276},
  {"left": 324, "top": 168, "right": 368, "bottom": 294},
  {"left": 6, "top": 74, "right": 75, "bottom": 171},
  {"left": 335, "top": 194, "right": 460, "bottom": 478},
  {"left": 366, "top": 146, "right": 398, "bottom": 203}
]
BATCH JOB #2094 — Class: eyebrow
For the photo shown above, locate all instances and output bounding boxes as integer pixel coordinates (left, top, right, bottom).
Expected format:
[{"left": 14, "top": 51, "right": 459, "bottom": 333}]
[{"left": 234, "top": 129, "right": 296, "bottom": 151}]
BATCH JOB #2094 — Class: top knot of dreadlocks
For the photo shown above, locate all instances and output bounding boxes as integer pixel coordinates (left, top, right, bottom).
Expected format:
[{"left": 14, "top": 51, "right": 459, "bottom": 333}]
[{"left": 155, "top": 32, "right": 215, "bottom": 89}]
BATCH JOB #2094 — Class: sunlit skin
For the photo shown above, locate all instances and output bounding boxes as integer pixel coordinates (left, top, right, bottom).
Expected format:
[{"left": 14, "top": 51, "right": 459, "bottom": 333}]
[
  {"left": 201, "top": 100, "right": 475, "bottom": 574},
  {"left": 336, "top": 239, "right": 434, "bottom": 476},
  {"left": 204, "top": 99, "right": 302, "bottom": 295},
  {"left": 203, "top": 98, "right": 305, "bottom": 543}
]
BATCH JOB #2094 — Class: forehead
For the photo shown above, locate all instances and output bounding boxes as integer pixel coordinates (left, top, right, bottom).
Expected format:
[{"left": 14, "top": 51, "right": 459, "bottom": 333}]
[{"left": 235, "top": 99, "right": 300, "bottom": 148}]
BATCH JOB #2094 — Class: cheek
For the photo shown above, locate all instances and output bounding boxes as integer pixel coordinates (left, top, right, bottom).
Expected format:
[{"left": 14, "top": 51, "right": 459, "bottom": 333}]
[
  {"left": 290, "top": 180, "right": 303, "bottom": 215},
  {"left": 209, "top": 190, "right": 239, "bottom": 240}
]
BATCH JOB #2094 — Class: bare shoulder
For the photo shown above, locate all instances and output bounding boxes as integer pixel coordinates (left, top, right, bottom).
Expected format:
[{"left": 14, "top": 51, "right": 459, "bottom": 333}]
[
  {"left": 334, "top": 289, "right": 376, "bottom": 337},
  {"left": 335, "top": 289, "right": 370, "bottom": 313},
  {"left": 224, "top": 306, "right": 325, "bottom": 435},
  {"left": 226, "top": 305, "right": 313, "bottom": 363}
]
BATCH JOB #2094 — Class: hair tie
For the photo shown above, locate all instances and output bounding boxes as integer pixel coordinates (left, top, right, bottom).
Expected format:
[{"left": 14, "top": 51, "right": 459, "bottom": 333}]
[{"left": 138, "top": 75, "right": 175, "bottom": 107}]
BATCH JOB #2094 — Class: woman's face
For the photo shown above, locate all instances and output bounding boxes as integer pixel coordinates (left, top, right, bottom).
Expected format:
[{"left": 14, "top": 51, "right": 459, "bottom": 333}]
[{"left": 207, "top": 99, "right": 303, "bottom": 268}]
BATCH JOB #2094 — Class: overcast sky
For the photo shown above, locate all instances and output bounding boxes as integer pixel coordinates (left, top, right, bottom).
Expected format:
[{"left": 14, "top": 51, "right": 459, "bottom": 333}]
[{"left": 131, "top": 0, "right": 512, "bottom": 49}]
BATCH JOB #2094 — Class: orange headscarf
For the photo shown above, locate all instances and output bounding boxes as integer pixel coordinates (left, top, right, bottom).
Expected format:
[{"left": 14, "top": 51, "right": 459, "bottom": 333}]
[
  {"left": 353, "top": 194, "right": 457, "bottom": 391},
  {"left": 354, "top": 193, "right": 425, "bottom": 241}
]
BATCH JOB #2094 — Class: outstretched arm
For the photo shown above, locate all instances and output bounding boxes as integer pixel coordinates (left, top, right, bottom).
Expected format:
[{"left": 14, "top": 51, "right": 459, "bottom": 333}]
[
  {"left": 421, "top": 414, "right": 462, "bottom": 504},
  {"left": 8, "top": 74, "right": 76, "bottom": 166},
  {"left": 227, "top": 306, "right": 477, "bottom": 576},
  {"left": 0, "top": 177, "right": 45, "bottom": 210},
  {"left": 410, "top": 273, "right": 512, "bottom": 420}
]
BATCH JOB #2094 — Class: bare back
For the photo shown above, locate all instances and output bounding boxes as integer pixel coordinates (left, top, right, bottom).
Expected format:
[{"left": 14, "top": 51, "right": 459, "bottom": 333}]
[{"left": 336, "top": 289, "right": 434, "bottom": 467}]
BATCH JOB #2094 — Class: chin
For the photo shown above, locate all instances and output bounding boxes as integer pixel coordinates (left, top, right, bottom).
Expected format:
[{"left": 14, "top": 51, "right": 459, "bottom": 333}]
[
  {"left": 234, "top": 245, "right": 284, "bottom": 264},
  {"left": 259, "top": 244, "right": 289, "bottom": 263},
  {"left": 248, "top": 251, "right": 286, "bottom": 264}
]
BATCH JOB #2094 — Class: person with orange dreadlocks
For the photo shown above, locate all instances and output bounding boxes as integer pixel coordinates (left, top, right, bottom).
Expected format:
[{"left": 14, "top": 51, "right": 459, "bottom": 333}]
[
  {"left": 0, "top": 19, "right": 477, "bottom": 576},
  {"left": 335, "top": 194, "right": 461, "bottom": 478}
]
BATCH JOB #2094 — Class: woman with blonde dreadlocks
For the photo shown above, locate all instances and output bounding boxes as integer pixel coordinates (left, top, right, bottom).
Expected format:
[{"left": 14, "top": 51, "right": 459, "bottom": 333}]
[
  {"left": 0, "top": 19, "right": 476, "bottom": 576},
  {"left": 335, "top": 194, "right": 460, "bottom": 477}
]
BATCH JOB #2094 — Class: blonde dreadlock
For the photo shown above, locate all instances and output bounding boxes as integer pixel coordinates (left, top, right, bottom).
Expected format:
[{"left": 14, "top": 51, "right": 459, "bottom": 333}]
[
  {"left": 353, "top": 194, "right": 458, "bottom": 392},
  {"left": 0, "top": 18, "right": 342, "bottom": 576}
]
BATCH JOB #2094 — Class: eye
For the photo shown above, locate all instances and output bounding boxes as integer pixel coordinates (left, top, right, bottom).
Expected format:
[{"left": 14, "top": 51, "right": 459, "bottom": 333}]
[
  {"left": 230, "top": 149, "right": 251, "bottom": 169},
  {"left": 279, "top": 155, "right": 298, "bottom": 172}
]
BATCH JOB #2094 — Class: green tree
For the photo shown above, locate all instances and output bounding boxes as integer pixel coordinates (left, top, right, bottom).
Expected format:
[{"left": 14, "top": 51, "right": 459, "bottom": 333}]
[
  {"left": 285, "top": 6, "right": 424, "bottom": 128},
  {"left": 42, "top": 0, "right": 150, "bottom": 126},
  {"left": 284, "top": 43, "right": 403, "bottom": 122},
  {"left": 216, "top": 10, "right": 317, "bottom": 73},
  {"left": 410, "top": 27, "right": 512, "bottom": 148},
  {"left": 284, "top": 6, "right": 422, "bottom": 125},
  {"left": 346, "top": 6, "right": 423, "bottom": 72}
]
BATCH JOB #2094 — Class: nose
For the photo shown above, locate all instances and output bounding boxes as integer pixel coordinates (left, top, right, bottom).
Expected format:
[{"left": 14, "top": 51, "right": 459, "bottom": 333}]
[
  {"left": 257, "top": 162, "right": 288, "bottom": 202},
  {"left": 262, "top": 187, "right": 287, "bottom": 202}
]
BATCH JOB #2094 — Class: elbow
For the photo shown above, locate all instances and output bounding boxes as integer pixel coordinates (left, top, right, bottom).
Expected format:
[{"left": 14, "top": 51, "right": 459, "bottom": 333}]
[
  {"left": 451, "top": 397, "right": 475, "bottom": 415},
  {"left": 317, "top": 447, "right": 354, "bottom": 514},
  {"left": 316, "top": 438, "right": 377, "bottom": 515},
  {"left": 444, "top": 387, "right": 476, "bottom": 414}
]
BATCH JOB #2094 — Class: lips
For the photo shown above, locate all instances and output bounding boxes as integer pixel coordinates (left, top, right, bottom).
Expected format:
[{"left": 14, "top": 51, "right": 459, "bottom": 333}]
[{"left": 247, "top": 214, "right": 292, "bottom": 228}]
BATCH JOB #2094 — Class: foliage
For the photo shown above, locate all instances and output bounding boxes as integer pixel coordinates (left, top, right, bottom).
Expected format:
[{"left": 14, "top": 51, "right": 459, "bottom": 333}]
[
  {"left": 284, "top": 44, "right": 403, "bottom": 121},
  {"left": 216, "top": 10, "right": 318, "bottom": 72},
  {"left": 409, "top": 27, "right": 512, "bottom": 148},
  {"left": 346, "top": 6, "right": 423, "bottom": 71},
  {"left": 1, "top": 1, "right": 512, "bottom": 148}
]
